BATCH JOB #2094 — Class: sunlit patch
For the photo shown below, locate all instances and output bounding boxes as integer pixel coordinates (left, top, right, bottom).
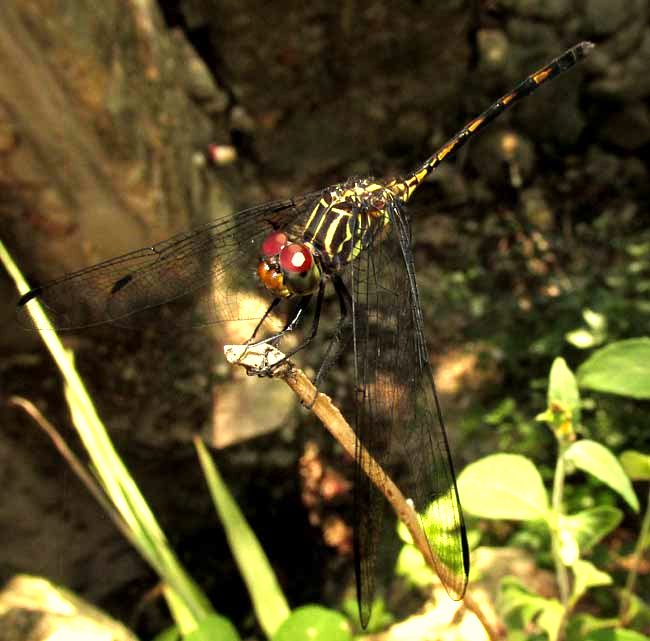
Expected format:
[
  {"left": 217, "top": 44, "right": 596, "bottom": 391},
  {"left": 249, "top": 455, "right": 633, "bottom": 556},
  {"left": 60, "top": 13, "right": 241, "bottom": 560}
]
[
  {"left": 207, "top": 290, "right": 285, "bottom": 344},
  {"left": 434, "top": 344, "right": 502, "bottom": 396},
  {"left": 363, "top": 371, "right": 409, "bottom": 417}
]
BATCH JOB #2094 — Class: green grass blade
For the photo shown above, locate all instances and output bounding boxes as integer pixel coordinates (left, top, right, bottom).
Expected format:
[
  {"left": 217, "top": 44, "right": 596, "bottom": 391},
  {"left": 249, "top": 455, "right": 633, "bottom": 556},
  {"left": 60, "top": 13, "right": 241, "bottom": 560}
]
[
  {"left": 194, "top": 437, "right": 291, "bottom": 638},
  {"left": 1, "top": 239, "right": 213, "bottom": 626}
]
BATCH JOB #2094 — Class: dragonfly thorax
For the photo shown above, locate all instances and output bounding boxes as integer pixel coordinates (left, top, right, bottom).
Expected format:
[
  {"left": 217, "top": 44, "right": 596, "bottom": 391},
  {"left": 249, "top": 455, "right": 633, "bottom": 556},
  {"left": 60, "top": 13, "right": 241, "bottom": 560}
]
[
  {"left": 301, "top": 180, "right": 398, "bottom": 272},
  {"left": 257, "top": 230, "right": 323, "bottom": 298},
  {"left": 329, "top": 179, "right": 395, "bottom": 214}
]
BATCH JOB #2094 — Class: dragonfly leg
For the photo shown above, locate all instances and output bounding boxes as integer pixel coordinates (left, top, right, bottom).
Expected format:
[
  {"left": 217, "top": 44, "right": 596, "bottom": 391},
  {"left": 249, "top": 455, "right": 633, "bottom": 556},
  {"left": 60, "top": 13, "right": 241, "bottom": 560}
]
[
  {"left": 312, "top": 274, "right": 353, "bottom": 387},
  {"left": 250, "top": 280, "right": 325, "bottom": 376},
  {"left": 245, "top": 297, "right": 283, "bottom": 345},
  {"left": 238, "top": 296, "right": 284, "bottom": 364},
  {"left": 246, "top": 295, "right": 312, "bottom": 351},
  {"left": 240, "top": 295, "right": 309, "bottom": 368}
]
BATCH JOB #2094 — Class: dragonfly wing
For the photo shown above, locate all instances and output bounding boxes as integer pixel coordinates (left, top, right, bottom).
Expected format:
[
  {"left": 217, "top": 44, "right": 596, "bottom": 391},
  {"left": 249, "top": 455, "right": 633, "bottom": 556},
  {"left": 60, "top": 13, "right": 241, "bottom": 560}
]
[
  {"left": 349, "top": 203, "right": 468, "bottom": 627},
  {"left": 17, "top": 194, "right": 319, "bottom": 331},
  {"left": 389, "top": 207, "right": 469, "bottom": 600}
]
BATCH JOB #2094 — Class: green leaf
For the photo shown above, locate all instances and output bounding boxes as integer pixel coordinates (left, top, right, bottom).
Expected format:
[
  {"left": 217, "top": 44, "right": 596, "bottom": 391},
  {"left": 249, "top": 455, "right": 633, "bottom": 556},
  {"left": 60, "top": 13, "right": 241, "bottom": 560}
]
[
  {"left": 572, "top": 559, "right": 612, "bottom": 603},
  {"left": 537, "top": 599, "right": 564, "bottom": 641},
  {"left": 195, "top": 438, "right": 290, "bottom": 637},
  {"left": 577, "top": 338, "right": 650, "bottom": 399},
  {"left": 272, "top": 606, "right": 352, "bottom": 641},
  {"left": 499, "top": 577, "right": 563, "bottom": 639},
  {"left": 583, "top": 628, "right": 650, "bottom": 641},
  {"left": 151, "top": 625, "right": 180, "bottom": 641},
  {"left": 185, "top": 614, "right": 241, "bottom": 641},
  {"left": 566, "top": 310, "right": 607, "bottom": 350},
  {"left": 565, "top": 441, "right": 640, "bottom": 512},
  {"left": 395, "top": 543, "right": 433, "bottom": 588},
  {"left": 566, "top": 614, "right": 617, "bottom": 641},
  {"left": 620, "top": 450, "right": 650, "bottom": 481},
  {"left": 562, "top": 506, "right": 623, "bottom": 553},
  {"left": 457, "top": 454, "right": 549, "bottom": 521},
  {"left": 499, "top": 577, "right": 546, "bottom": 621},
  {"left": 340, "top": 595, "right": 393, "bottom": 633},
  {"left": 583, "top": 309, "right": 607, "bottom": 333},
  {"left": 566, "top": 328, "right": 600, "bottom": 349},
  {"left": 548, "top": 357, "right": 581, "bottom": 424}
]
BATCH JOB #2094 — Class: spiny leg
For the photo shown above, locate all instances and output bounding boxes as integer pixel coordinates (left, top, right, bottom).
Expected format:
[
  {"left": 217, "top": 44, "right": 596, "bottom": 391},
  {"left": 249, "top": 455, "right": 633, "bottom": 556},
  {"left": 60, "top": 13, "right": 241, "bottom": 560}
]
[
  {"left": 251, "top": 279, "right": 326, "bottom": 375},
  {"left": 245, "top": 296, "right": 282, "bottom": 345},
  {"left": 239, "top": 294, "right": 307, "bottom": 370},
  {"left": 248, "top": 295, "right": 313, "bottom": 350},
  {"left": 313, "top": 274, "right": 354, "bottom": 390}
]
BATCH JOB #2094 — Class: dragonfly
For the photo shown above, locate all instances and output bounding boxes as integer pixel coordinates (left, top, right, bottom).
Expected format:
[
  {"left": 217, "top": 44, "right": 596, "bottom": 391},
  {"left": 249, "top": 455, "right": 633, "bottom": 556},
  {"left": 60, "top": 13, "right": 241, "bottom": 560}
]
[{"left": 18, "top": 41, "right": 593, "bottom": 628}]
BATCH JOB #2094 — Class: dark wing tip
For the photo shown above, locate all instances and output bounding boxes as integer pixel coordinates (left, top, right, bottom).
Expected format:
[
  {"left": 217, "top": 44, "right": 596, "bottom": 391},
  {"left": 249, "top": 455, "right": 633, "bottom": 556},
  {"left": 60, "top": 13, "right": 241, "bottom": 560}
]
[
  {"left": 18, "top": 287, "right": 43, "bottom": 306},
  {"left": 110, "top": 274, "right": 133, "bottom": 294}
]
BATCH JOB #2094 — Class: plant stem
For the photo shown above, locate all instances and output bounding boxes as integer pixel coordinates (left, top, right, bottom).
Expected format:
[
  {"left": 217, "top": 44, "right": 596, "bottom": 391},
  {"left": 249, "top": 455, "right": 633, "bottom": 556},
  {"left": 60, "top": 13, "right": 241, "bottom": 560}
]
[
  {"left": 619, "top": 482, "right": 650, "bottom": 624},
  {"left": 551, "top": 440, "right": 570, "bottom": 604}
]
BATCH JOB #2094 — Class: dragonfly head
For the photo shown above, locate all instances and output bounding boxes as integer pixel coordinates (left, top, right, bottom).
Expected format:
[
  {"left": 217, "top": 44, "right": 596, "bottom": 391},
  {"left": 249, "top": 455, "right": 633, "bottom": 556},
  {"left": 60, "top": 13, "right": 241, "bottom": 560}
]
[{"left": 257, "top": 230, "right": 322, "bottom": 298}]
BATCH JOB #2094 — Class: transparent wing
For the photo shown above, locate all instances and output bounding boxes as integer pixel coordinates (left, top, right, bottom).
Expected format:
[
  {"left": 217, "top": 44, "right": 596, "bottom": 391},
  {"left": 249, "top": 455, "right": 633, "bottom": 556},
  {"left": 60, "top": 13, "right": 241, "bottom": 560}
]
[
  {"left": 17, "top": 193, "right": 321, "bottom": 331},
  {"left": 349, "top": 203, "right": 469, "bottom": 627}
]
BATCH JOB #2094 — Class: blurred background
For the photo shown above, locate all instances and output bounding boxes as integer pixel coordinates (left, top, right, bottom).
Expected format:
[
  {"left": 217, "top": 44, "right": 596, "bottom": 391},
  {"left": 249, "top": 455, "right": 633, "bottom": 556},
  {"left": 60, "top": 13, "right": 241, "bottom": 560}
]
[{"left": 1, "top": 0, "right": 649, "bottom": 638}]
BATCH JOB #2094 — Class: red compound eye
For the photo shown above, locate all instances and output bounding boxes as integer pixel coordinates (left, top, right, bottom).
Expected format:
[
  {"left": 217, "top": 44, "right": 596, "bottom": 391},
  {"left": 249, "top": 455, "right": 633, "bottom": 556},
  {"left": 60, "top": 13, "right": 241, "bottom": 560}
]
[
  {"left": 279, "top": 243, "right": 313, "bottom": 273},
  {"left": 261, "top": 231, "right": 288, "bottom": 257}
]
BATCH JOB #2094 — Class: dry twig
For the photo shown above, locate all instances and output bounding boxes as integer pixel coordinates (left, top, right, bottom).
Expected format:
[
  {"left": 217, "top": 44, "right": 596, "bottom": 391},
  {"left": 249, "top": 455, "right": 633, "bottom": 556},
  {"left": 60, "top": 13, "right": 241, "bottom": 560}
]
[{"left": 224, "top": 343, "right": 503, "bottom": 640}]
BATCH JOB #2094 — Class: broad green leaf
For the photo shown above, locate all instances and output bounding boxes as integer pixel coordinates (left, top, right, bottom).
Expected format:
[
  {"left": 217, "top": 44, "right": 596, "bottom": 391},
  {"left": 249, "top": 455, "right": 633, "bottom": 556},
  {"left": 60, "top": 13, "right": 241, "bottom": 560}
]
[
  {"left": 548, "top": 357, "right": 581, "bottom": 424},
  {"left": 457, "top": 454, "right": 549, "bottom": 521},
  {"left": 566, "top": 441, "right": 640, "bottom": 512},
  {"left": 185, "top": 614, "right": 241, "bottom": 641},
  {"left": 272, "top": 606, "right": 352, "bottom": 641},
  {"left": 195, "top": 439, "right": 290, "bottom": 637},
  {"left": 572, "top": 559, "right": 611, "bottom": 603},
  {"left": 561, "top": 506, "right": 623, "bottom": 553},
  {"left": 620, "top": 450, "right": 650, "bottom": 481},
  {"left": 577, "top": 338, "right": 650, "bottom": 399}
]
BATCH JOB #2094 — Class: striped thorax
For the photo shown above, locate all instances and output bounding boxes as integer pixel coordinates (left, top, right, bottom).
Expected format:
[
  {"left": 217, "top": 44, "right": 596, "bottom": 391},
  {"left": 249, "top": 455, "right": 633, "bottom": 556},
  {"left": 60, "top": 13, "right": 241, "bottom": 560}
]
[{"left": 301, "top": 179, "right": 402, "bottom": 270}]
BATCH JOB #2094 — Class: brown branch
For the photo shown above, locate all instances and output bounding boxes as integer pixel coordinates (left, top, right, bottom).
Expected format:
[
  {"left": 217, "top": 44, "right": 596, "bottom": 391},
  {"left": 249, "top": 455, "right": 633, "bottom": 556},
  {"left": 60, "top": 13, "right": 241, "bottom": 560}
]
[{"left": 224, "top": 343, "right": 503, "bottom": 641}]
